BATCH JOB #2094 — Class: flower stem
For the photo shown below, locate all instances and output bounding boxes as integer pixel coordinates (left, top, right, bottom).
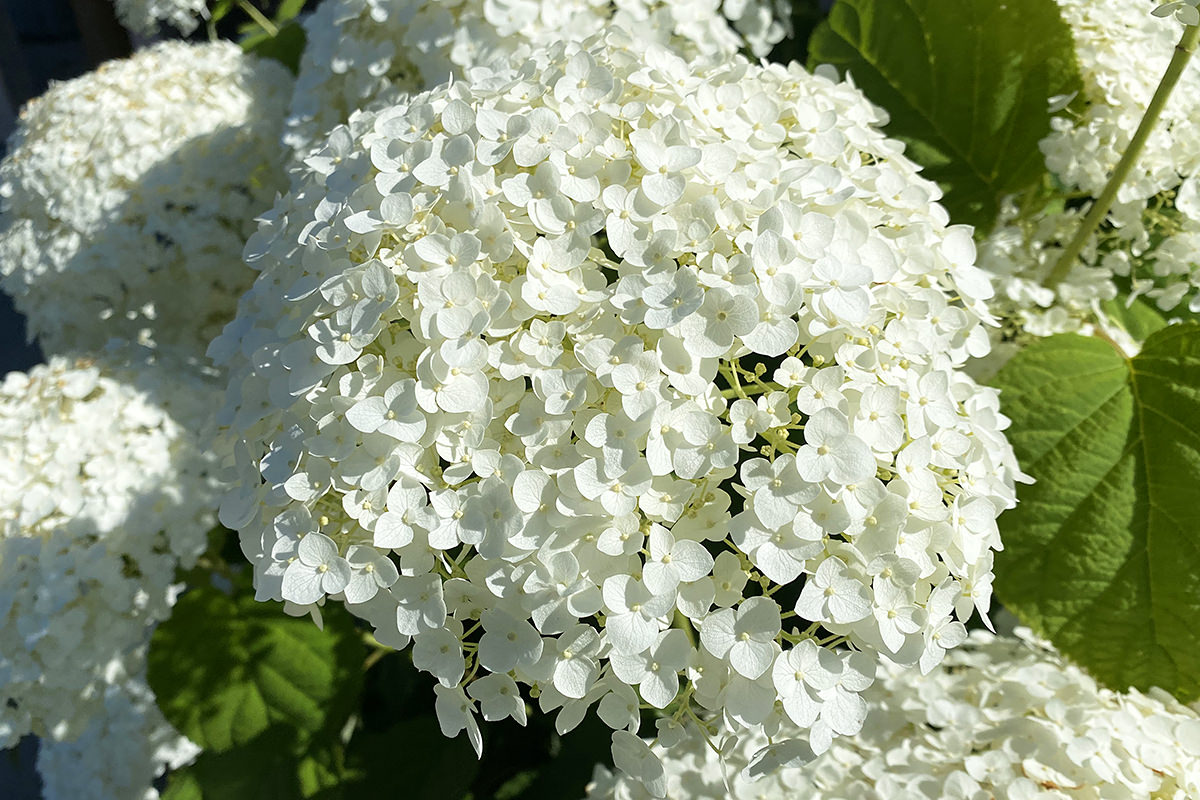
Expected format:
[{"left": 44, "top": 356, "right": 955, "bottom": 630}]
[
  {"left": 362, "top": 632, "right": 390, "bottom": 670},
  {"left": 1043, "top": 22, "right": 1200, "bottom": 290},
  {"left": 673, "top": 609, "right": 698, "bottom": 648},
  {"left": 237, "top": 0, "right": 278, "bottom": 37},
  {"left": 720, "top": 363, "right": 747, "bottom": 400}
]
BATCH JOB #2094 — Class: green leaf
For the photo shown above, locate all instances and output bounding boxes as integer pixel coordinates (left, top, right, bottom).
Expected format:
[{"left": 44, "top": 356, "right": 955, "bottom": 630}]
[
  {"left": 210, "top": 0, "right": 236, "bottom": 25},
  {"left": 161, "top": 727, "right": 303, "bottom": 800},
  {"left": 148, "top": 580, "right": 364, "bottom": 752},
  {"left": 274, "top": 0, "right": 307, "bottom": 23},
  {"left": 992, "top": 323, "right": 1200, "bottom": 700},
  {"left": 162, "top": 772, "right": 203, "bottom": 800},
  {"left": 494, "top": 770, "right": 539, "bottom": 799},
  {"left": 242, "top": 20, "right": 307, "bottom": 75},
  {"left": 298, "top": 740, "right": 352, "bottom": 799},
  {"left": 162, "top": 727, "right": 353, "bottom": 799},
  {"left": 808, "top": 0, "right": 1081, "bottom": 230},
  {"left": 1101, "top": 296, "right": 1169, "bottom": 342}
]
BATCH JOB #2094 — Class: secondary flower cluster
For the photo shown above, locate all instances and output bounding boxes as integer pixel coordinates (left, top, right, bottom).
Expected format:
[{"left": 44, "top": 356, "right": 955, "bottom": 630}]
[
  {"left": 285, "top": 0, "right": 788, "bottom": 155},
  {"left": 586, "top": 629, "right": 1200, "bottom": 800},
  {"left": 979, "top": 0, "right": 1200, "bottom": 349},
  {"left": 111, "top": 0, "right": 208, "bottom": 35},
  {"left": 0, "top": 348, "right": 218, "bottom": 753},
  {"left": 35, "top": 680, "right": 199, "bottom": 800},
  {"left": 0, "top": 41, "right": 292, "bottom": 358},
  {"left": 216, "top": 29, "right": 1022, "bottom": 785}
]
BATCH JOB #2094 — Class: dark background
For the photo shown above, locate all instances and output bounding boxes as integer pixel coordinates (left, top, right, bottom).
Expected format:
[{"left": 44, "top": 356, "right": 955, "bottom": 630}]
[
  {"left": 0, "top": 0, "right": 85, "bottom": 378},
  {"left": 0, "top": 3, "right": 75, "bottom": 791}
]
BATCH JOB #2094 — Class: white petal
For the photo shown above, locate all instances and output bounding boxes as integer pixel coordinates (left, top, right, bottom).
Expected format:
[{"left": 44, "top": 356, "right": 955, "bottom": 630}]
[
  {"left": 373, "top": 512, "right": 414, "bottom": 549},
  {"left": 666, "top": 540, "right": 711, "bottom": 583},
  {"left": 297, "top": 532, "right": 338, "bottom": 565},
  {"left": 641, "top": 561, "right": 679, "bottom": 596},
  {"left": 281, "top": 562, "right": 324, "bottom": 606},
  {"left": 553, "top": 657, "right": 598, "bottom": 699},
  {"left": 820, "top": 686, "right": 867, "bottom": 736},
  {"left": 640, "top": 670, "right": 679, "bottom": 709},
  {"left": 607, "top": 612, "right": 659, "bottom": 655},
  {"left": 319, "top": 558, "right": 352, "bottom": 595},
  {"left": 699, "top": 609, "right": 736, "bottom": 658},
  {"left": 729, "top": 639, "right": 774, "bottom": 679},
  {"left": 611, "top": 731, "right": 666, "bottom": 799},
  {"left": 342, "top": 570, "right": 380, "bottom": 605}
]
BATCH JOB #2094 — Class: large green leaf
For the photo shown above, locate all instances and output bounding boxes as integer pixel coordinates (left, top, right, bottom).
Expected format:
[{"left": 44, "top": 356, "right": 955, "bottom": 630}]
[
  {"left": 992, "top": 324, "right": 1200, "bottom": 700},
  {"left": 148, "top": 581, "right": 364, "bottom": 752},
  {"left": 1101, "top": 296, "right": 1170, "bottom": 342},
  {"left": 808, "top": 0, "right": 1081, "bottom": 229},
  {"left": 298, "top": 739, "right": 355, "bottom": 799},
  {"left": 161, "top": 727, "right": 303, "bottom": 800},
  {"left": 160, "top": 725, "right": 354, "bottom": 799}
]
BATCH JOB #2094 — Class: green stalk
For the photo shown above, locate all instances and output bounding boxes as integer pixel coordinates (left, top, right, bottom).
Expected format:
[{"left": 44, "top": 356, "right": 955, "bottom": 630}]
[
  {"left": 673, "top": 609, "right": 698, "bottom": 648},
  {"left": 1043, "top": 22, "right": 1200, "bottom": 290},
  {"left": 237, "top": 0, "right": 278, "bottom": 37}
]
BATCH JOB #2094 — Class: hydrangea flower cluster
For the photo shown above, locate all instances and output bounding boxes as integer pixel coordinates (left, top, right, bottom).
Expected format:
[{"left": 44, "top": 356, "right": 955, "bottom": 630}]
[
  {"left": 285, "top": 0, "right": 788, "bottom": 155},
  {"left": 0, "top": 348, "right": 218, "bottom": 750},
  {"left": 215, "top": 29, "right": 1021, "bottom": 785},
  {"left": 36, "top": 680, "right": 199, "bottom": 800},
  {"left": 111, "top": 0, "right": 208, "bottom": 35},
  {"left": 979, "top": 0, "right": 1200, "bottom": 347},
  {"left": 0, "top": 41, "right": 292, "bottom": 358},
  {"left": 585, "top": 630, "right": 1200, "bottom": 800}
]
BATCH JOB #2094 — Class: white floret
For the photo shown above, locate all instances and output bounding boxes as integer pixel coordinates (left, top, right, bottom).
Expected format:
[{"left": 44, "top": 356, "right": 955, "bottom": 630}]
[{"left": 35, "top": 679, "right": 199, "bottom": 800}]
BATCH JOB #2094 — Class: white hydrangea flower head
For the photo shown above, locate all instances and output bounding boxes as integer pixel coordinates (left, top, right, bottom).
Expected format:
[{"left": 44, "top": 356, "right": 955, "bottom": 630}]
[
  {"left": 112, "top": 0, "right": 208, "bottom": 35},
  {"left": 0, "top": 347, "right": 220, "bottom": 748},
  {"left": 978, "top": 0, "right": 1200, "bottom": 354},
  {"left": 585, "top": 629, "right": 1200, "bottom": 800},
  {"left": 285, "top": 0, "right": 789, "bottom": 156},
  {"left": 36, "top": 678, "right": 199, "bottom": 800},
  {"left": 1043, "top": 0, "right": 1200, "bottom": 203},
  {"left": 215, "top": 30, "right": 1023, "bottom": 791},
  {"left": 0, "top": 41, "right": 293, "bottom": 357}
]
